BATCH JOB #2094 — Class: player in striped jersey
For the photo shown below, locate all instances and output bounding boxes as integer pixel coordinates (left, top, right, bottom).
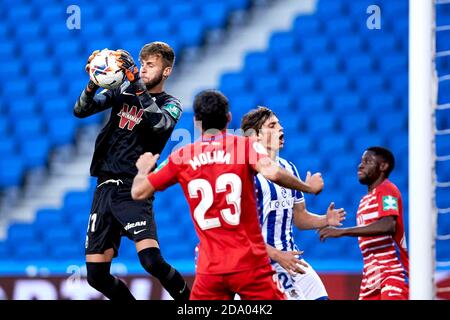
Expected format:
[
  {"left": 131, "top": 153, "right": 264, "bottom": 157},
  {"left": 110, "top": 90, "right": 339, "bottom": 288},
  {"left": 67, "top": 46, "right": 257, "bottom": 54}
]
[
  {"left": 241, "top": 107, "right": 346, "bottom": 300},
  {"left": 319, "top": 147, "right": 409, "bottom": 300}
]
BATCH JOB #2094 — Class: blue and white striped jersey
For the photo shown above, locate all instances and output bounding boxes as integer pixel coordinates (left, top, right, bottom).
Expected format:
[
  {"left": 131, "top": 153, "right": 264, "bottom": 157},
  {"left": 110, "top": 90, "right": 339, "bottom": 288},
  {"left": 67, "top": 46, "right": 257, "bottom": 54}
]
[{"left": 255, "top": 157, "right": 304, "bottom": 252}]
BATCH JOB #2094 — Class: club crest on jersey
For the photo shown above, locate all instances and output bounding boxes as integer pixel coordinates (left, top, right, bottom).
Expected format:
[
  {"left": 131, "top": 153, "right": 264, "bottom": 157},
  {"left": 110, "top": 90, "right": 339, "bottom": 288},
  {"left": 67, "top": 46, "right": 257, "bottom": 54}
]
[
  {"left": 382, "top": 195, "right": 398, "bottom": 211},
  {"left": 117, "top": 104, "right": 144, "bottom": 130}
]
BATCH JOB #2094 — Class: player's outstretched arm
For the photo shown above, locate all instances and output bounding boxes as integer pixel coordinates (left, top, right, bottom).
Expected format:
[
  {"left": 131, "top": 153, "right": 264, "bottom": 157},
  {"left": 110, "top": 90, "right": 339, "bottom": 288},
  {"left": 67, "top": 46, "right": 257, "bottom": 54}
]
[
  {"left": 255, "top": 158, "right": 324, "bottom": 195},
  {"left": 131, "top": 152, "right": 159, "bottom": 200},
  {"left": 319, "top": 216, "right": 396, "bottom": 242},
  {"left": 293, "top": 202, "right": 346, "bottom": 230},
  {"left": 74, "top": 50, "right": 114, "bottom": 118}
]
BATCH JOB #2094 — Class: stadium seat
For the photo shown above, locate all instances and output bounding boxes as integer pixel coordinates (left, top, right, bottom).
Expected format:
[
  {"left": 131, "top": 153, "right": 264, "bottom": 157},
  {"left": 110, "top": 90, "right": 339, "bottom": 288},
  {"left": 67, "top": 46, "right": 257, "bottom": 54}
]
[
  {"left": 436, "top": 108, "right": 450, "bottom": 131},
  {"left": 339, "top": 113, "right": 372, "bottom": 135},
  {"left": 276, "top": 55, "right": 307, "bottom": 76},
  {"left": 244, "top": 52, "right": 274, "bottom": 75},
  {"left": 436, "top": 134, "right": 450, "bottom": 158},
  {"left": 0, "top": 155, "right": 24, "bottom": 187},
  {"left": 219, "top": 72, "right": 249, "bottom": 97},
  {"left": 293, "top": 16, "right": 323, "bottom": 36},
  {"left": 178, "top": 19, "right": 205, "bottom": 48},
  {"left": 269, "top": 32, "right": 297, "bottom": 56},
  {"left": 7, "top": 223, "right": 38, "bottom": 243},
  {"left": 0, "top": 137, "right": 16, "bottom": 155},
  {"left": 14, "top": 243, "right": 47, "bottom": 261},
  {"left": 19, "top": 136, "right": 51, "bottom": 168},
  {"left": 252, "top": 75, "right": 283, "bottom": 94},
  {"left": 286, "top": 74, "right": 317, "bottom": 94},
  {"left": 46, "top": 115, "right": 77, "bottom": 146},
  {"left": 319, "top": 75, "right": 350, "bottom": 93},
  {"left": 437, "top": 159, "right": 450, "bottom": 183},
  {"left": 331, "top": 92, "right": 362, "bottom": 113},
  {"left": 354, "top": 74, "right": 386, "bottom": 94},
  {"left": 201, "top": 2, "right": 228, "bottom": 29},
  {"left": 437, "top": 186, "right": 450, "bottom": 209},
  {"left": 49, "top": 243, "right": 84, "bottom": 260}
]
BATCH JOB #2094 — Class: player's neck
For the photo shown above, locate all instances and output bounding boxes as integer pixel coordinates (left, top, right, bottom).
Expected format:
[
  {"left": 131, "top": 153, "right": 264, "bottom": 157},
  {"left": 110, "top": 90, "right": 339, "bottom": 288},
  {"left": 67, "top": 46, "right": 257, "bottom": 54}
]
[
  {"left": 201, "top": 129, "right": 226, "bottom": 138},
  {"left": 147, "top": 83, "right": 164, "bottom": 94},
  {"left": 267, "top": 148, "right": 278, "bottom": 161},
  {"left": 368, "top": 176, "right": 387, "bottom": 193}
]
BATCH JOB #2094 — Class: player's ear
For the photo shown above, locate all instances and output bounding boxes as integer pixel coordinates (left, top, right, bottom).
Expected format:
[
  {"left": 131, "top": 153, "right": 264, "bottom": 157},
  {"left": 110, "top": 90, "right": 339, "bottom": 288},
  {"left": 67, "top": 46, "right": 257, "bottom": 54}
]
[
  {"left": 226, "top": 112, "right": 232, "bottom": 125},
  {"left": 163, "top": 66, "right": 172, "bottom": 78},
  {"left": 193, "top": 116, "right": 202, "bottom": 130},
  {"left": 380, "top": 161, "right": 389, "bottom": 173}
]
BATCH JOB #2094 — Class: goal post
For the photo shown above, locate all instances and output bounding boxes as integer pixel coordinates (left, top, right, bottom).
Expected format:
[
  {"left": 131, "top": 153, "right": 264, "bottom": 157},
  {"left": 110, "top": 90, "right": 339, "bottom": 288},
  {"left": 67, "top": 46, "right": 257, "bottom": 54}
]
[{"left": 408, "top": 0, "right": 436, "bottom": 300}]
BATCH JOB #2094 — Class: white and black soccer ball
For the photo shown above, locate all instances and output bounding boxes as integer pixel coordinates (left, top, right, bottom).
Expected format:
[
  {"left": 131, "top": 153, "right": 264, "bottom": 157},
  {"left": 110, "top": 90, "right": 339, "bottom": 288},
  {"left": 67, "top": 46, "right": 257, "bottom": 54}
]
[{"left": 89, "top": 49, "right": 126, "bottom": 90}]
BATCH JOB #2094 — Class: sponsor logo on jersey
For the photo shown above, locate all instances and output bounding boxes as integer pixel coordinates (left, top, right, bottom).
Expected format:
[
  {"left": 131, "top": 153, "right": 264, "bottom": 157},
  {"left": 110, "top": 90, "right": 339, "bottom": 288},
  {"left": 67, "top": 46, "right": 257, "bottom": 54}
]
[
  {"left": 163, "top": 103, "right": 181, "bottom": 120},
  {"left": 117, "top": 104, "right": 144, "bottom": 130},
  {"left": 382, "top": 195, "right": 398, "bottom": 211},
  {"left": 124, "top": 221, "right": 147, "bottom": 231},
  {"left": 269, "top": 197, "right": 295, "bottom": 210}
]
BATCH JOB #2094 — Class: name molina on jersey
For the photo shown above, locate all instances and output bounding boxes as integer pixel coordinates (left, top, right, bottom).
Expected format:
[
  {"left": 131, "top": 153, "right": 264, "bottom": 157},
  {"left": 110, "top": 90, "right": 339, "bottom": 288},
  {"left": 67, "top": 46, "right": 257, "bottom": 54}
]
[{"left": 189, "top": 150, "right": 231, "bottom": 170}]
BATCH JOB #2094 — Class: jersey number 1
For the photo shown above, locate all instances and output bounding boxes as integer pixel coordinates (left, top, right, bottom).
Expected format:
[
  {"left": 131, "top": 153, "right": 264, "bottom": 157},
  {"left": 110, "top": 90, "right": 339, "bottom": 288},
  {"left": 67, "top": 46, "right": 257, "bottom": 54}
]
[{"left": 188, "top": 173, "right": 242, "bottom": 230}]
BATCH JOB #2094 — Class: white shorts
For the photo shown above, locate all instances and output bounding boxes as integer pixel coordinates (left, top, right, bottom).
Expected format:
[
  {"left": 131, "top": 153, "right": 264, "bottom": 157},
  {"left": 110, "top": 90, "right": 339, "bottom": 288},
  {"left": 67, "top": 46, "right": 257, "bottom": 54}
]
[{"left": 273, "top": 259, "right": 328, "bottom": 300}]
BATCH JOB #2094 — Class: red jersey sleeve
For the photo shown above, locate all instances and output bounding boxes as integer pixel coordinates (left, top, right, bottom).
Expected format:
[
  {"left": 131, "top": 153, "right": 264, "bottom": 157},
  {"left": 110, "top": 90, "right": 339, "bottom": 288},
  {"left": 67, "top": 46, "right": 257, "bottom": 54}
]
[
  {"left": 377, "top": 184, "right": 400, "bottom": 219},
  {"left": 246, "top": 137, "right": 270, "bottom": 171},
  {"left": 147, "top": 155, "right": 179, "bottom": 191}
]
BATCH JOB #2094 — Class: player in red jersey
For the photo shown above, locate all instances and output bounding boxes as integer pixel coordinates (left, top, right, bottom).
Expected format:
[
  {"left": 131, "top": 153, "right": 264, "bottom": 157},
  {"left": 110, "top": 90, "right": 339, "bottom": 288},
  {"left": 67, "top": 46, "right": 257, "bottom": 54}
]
[
  {"left": 319, "top": 147, "right": 409, "bottom": 300},
  {"left": 131, "top": 90, "right": 324, "bottom": 300}
]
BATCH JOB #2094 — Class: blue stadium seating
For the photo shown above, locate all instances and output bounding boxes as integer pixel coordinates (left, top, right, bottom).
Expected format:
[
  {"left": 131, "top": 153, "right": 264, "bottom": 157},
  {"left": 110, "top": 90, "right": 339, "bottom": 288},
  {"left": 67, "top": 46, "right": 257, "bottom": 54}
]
[
  {"left": 0, "top": 0, "right": 245, "bottom": 190},
  {"left": 1, "top": 0, "right": 449, "bottom": 274}
]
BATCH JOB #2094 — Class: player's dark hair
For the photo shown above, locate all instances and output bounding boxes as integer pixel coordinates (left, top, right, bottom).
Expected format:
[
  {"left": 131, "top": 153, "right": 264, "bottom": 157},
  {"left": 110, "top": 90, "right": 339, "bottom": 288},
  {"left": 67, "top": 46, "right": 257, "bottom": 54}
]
[
  {"left": 193, "top": 90, "right": 229, "bottom": 131},
  {"left": 139, "top": 41, "right": 175, "bottom": 68},
  {"left": 241, "top": 106, "right": 275, "bottom": 136},
  {"left": 367, "top": 146, "right": 395, "bottom": 177}
]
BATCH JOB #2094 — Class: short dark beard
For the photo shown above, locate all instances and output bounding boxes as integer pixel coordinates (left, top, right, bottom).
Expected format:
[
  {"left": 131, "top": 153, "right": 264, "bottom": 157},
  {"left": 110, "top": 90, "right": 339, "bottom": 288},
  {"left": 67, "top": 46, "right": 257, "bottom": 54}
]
[
  {"left": 145, "top": 72, "right": 164, "bottom": 91},
  {"left": 358, "top": 175, "right": 370, "bottom": 185}
]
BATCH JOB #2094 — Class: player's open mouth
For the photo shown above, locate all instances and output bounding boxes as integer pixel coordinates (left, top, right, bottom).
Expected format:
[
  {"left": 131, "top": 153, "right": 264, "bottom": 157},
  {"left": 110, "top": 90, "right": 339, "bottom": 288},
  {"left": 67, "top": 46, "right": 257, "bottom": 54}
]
[{"left": 279, "top": 134, "right": 284, "bottom": 143}]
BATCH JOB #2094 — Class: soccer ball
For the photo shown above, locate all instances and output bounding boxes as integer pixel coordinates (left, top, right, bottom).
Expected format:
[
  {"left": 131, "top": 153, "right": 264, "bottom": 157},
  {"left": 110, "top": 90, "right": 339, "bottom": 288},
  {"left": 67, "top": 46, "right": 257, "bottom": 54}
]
[{"left": 89, "top": 49, "right": 126, "bottom": 90}]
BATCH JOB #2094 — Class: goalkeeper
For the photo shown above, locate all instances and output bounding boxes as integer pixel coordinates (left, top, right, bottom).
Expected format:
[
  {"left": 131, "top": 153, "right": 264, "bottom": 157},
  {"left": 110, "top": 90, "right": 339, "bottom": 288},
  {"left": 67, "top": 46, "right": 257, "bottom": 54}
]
[{"left": 73, "top": 42, "right": 189, "bottom": 301}]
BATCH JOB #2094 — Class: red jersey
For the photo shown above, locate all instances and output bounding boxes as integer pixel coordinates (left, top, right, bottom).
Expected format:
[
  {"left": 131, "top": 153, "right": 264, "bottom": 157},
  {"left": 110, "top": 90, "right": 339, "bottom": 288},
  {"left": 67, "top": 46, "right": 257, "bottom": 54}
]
[
  {"left": 148, "top": 133, "right": 271, "bottom": 275},
  {"left": 356, "top": 179, "right": 409, "bottom": 299}
]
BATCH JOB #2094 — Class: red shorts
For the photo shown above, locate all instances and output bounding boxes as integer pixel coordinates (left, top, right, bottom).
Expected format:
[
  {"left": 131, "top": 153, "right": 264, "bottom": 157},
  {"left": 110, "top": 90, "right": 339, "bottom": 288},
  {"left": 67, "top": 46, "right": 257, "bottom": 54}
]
[
  {"left": 359, "top": 277, "right": 409, "bottom": 300},
  {"left": 190, "top": 264, "right": 286, "bottom": 300}
]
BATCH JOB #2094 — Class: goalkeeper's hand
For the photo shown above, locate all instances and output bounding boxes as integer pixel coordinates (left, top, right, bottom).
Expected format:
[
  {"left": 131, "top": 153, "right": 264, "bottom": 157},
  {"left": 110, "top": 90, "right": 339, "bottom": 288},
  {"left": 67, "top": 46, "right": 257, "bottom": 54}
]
[
  {"left": 115, "top": 49, "right": 148, "bottom": 96},
  {"left": 115, "top": 49, "right": 139, "bottom": 82},
  {"left": 85, "top": 49, "right": 100, "bottom": 74},
  {"left": 84, "top": 49, "right": 101, "bottom": 93}
]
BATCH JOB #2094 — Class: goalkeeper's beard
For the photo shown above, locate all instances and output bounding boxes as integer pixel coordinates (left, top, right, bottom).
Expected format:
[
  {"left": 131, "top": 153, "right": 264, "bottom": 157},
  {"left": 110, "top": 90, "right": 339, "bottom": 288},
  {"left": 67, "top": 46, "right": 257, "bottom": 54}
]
[{"left": 144, "top": 72, "right": 164, "bottom": 91}]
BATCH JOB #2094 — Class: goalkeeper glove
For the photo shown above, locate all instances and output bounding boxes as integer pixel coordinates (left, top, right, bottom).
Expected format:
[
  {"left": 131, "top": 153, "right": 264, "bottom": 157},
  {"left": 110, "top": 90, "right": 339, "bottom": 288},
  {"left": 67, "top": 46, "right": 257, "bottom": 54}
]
[
  {"left": 115, "top": 49, "right": 148, "bottom": 95},
  {"left": 115, "top": 49, "right": 139, "bottom": 82}
]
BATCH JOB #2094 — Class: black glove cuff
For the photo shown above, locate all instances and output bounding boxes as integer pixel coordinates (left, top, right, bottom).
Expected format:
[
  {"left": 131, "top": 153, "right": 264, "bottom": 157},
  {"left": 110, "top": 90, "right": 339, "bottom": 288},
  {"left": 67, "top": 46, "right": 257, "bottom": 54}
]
[
  {"left": 130, "top": 78, "right": 146, "bottom": 94},
  {"left": 86, "top": 80, "right": 99, "bottom": 94}
]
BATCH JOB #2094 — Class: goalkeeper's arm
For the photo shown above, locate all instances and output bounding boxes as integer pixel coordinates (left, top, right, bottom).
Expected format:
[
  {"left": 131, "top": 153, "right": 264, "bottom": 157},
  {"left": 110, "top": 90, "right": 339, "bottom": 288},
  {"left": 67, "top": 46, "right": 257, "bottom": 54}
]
[
  {"left": 74, "top": 49, "right": 114, "bottom": 118},
  {"left": 73, "top": 81, "right": 113, "bottom": 118}
]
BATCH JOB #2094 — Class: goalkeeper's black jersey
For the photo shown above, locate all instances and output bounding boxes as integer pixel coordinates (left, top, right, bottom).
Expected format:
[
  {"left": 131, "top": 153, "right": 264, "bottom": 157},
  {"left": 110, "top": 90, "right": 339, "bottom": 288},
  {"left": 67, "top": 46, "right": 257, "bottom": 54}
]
[{"left": 75, "top": 82, "right": 183, "bottom": 179}]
